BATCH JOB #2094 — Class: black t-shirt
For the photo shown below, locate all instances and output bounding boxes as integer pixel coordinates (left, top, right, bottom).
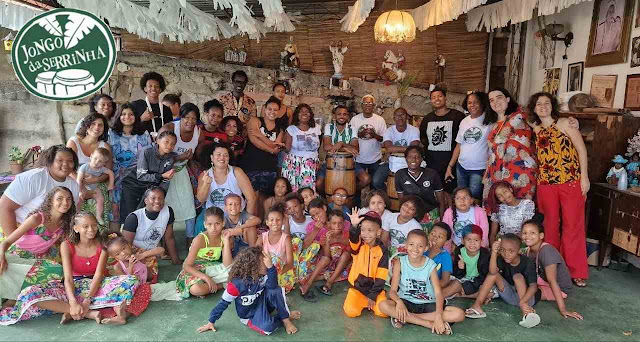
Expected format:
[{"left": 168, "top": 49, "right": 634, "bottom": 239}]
[
  {"left": 130, "top": 99, "right": 173, "bottom": 135},
  {"left": 419, "top": 109, "right": 465, "bottom": 174},
  {"left": 240, "top": 117, "right": 282, "bottom": 172},
  {"left": 497, "top": 254, "right": 541, "bottom": 302},
  {"left": 123, "top": 207, "right": 176, "bottom": 232},
  {"left": 394, "top": 167, "right": 442, "bottom": 212}
]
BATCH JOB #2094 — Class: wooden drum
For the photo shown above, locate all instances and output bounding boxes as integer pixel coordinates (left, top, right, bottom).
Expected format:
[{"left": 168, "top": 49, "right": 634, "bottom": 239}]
[
  {"left": 325, "top": 152, "right": 356, "bottom": 207},
  {"left": 387, "top": 172, "right": 400, "bottom": 211}
]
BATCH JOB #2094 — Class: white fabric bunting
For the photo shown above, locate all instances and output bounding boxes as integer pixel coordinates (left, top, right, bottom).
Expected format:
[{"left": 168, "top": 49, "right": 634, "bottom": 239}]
[
  {"left": 0, "top": 1, "right": 44, "bottom": 32},
  {"left": 466, "top": 0, "right": 591, "bottom": 32},
  {"left": 340, "top": 0, "right": 375, "bottom": 33},
  {"left": 409, "top": 0, "right": 487, "bottom": 31},
  {"left": 258, "top": 0, "right": 296, "bottom": 32}
]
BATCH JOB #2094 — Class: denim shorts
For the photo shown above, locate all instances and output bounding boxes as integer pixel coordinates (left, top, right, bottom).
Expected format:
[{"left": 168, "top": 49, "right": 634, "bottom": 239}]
[{"left": 498, "top": 281, "right": 537, "bottom": 307}]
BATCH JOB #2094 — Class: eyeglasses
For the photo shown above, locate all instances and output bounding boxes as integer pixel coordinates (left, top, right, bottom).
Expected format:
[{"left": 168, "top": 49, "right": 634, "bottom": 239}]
[
  {"left": 334, "top": 194, "right": 347, "bottom": 199},
  {"left": 361, "top": 102, "right": 375, "bottom": 106}
]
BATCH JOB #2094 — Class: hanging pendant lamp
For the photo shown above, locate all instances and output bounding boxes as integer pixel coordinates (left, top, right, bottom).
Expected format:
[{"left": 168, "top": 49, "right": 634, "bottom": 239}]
[{"left": 374, "top": 9, "right": 416, "bottom": 43}]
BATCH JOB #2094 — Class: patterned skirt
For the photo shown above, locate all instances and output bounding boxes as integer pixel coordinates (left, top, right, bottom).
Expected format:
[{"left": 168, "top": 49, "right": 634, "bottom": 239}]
[
  {"left": 420, "top": 207, "right": 441, "bottom": 234},
  {"left": 175, "top": 261, "right": 230, "bottom": 299},
  {"left": 269, "top": 254, "right": 296, "bottom": 293},
  {"left": 81, "top": 182, "right": 112, "bottom": 233},
  {"left": 281, "top": 154, "right": 320, "bottom": 193},
  {"left": 132, "top": 246, "right": 159, "bottom": 284},
  {"left": 0, "top": 244, "right": 63, "bottom": 300},
  {"left": 291, "top": 237, "right": 321, "bottom": 285},
  {"left": 323, "top": 244, "right": 351, "bottom": 283},
  {"left": 0, "top": 275, "right": 139, "bottom": 326}
]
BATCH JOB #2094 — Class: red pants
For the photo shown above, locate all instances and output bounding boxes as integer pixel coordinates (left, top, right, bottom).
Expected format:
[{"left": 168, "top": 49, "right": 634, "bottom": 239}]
[{"left": 537, "top": 180, "right": 588, "bottom": 279}]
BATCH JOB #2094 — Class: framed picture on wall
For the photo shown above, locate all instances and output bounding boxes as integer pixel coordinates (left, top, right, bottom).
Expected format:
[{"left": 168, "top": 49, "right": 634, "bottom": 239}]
[
  {"left": 543, "top": 68, "right": 561, "bottom": 96},
  {"left": 590, "top": 75, "right": 618, "bottom": 108},
  {"left": 632, "top": 37, "right": 640, "bottom": 67},
  {"left": 636, "top": 0, "right": 640, "bottom": 28},
  {"left": 567, "top": 62, "right": 584, "bottom": 91},
  {"left": 624, "top": 74, "right": 640, "bottom": 110},
  {"left": 585, "top": 0, "right": 634, "bottom": 67}
]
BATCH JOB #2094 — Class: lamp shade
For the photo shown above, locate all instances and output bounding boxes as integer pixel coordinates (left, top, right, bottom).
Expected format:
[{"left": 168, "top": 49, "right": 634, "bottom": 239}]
[{"left": 374, "top": 10, "right": 416, "bottom": 43}]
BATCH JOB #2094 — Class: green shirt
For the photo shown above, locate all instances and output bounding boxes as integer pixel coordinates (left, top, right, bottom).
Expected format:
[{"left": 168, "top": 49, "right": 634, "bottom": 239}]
[{"left": 461, "top": 247, "right": 480, "bottom": 279}]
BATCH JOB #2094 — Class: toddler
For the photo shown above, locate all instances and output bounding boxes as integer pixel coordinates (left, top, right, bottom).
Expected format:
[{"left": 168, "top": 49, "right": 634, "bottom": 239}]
[{"left": 77, "top": 147, "right": 115, "bottom": 225}]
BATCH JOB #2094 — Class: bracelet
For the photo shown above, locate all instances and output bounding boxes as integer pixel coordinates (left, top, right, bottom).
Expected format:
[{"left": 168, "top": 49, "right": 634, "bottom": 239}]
[{"left": 447, "top": 164, "right": 454, "bottom": 168}]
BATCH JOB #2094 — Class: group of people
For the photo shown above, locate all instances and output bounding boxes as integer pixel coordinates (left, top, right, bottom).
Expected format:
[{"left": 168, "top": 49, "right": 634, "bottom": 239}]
[{"left": 0, "top": 69, "right": 591, "bottom": 335}]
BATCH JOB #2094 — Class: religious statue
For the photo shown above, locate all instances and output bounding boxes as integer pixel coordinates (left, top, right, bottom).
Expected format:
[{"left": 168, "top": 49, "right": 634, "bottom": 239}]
[
  {"left": 435, "top": 54, "right": 446, "bottom": 84},
  {"left": 379, "top": 50, "right": 406, "bottom": 82},
  {"left": 329, "top": 40, "right": 349, "bottom": 77},
  {"left": 280, "top": 36, "right": 300, "bottom": 71}
]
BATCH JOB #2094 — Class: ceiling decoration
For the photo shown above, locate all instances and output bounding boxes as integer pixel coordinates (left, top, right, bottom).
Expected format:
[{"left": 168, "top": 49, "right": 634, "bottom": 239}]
[{"left": 0, "top": 0, "right": 44, "bottom": 31}]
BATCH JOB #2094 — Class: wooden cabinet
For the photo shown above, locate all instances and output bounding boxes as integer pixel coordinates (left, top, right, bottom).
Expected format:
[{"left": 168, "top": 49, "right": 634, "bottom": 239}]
[{"left": 587, "top": 183, "right": 640, "bottom": 267}]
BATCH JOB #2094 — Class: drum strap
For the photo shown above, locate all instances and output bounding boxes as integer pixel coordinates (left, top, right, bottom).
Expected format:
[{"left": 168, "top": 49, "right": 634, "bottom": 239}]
[{"left": 146, "top": 96, "right": 165, "bottom": 135}]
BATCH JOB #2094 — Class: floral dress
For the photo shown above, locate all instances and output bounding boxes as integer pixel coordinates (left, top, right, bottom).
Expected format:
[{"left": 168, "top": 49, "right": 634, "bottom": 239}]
[
  {"left": 482, "top": 107, "right": 537, "bottom": 219},
  {"left": 175, "top": 233, "right": 229, "bottom": 299},
  {"left": 108, "top": 130, "right": 152, "bottom": 223},
  {"left": 262, "top": 232, "right": 296, "bottom": 293},
  {"left": 282, "top": 125, "right": 322, "bottom": 192}
]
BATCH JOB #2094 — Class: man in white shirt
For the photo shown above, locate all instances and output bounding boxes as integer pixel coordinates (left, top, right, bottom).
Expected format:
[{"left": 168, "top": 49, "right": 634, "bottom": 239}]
[
  {"left": 373, "top": 108, "right": 420, "bottom": 189},
  {"left": 350, "top": 95, "right": 387, "bottom": 193}
]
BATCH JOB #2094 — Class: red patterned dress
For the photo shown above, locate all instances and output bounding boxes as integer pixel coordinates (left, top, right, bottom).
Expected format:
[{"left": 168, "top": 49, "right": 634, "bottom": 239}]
[{"left": 482, "top": 107, "right": 537, "bottom": 219}]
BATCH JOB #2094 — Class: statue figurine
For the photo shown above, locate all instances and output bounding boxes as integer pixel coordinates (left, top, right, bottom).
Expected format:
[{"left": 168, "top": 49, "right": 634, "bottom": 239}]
[
  {"left": 329, "top": 40, "right": 349, "bottom": 77},
  {"left": 280, "top": 36, "right": 300, "bottom": 71},
  {"left": 380, "top": 50, "right": 406, "bottom": 82},
  {"left": 435, "top": 54, "right": 446, "bottom": 84},
  {"left": 607, "top": 155, "right": 628, "bottom": 188}
]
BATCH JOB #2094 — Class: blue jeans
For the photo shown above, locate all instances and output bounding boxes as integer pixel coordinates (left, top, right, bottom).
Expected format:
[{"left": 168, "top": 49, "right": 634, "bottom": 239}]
[
  {"left": 355, "top": 161, "right": 382, "bottom": 189},
  {"left": 456, "top": 163, "right": 485, "bottom": 200},
  {"left": 372, "top": 163, "right": 390, "bottom": 190}
]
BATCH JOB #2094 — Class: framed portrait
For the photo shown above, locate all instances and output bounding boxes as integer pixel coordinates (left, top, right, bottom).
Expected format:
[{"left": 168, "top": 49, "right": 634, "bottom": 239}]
[
  {"left": 567, "top": 62, "right": 584, "bottom": 91},
  {"left": 632, "top": 36, "right": 640, "bottom": 67},
  {"left": 543, "top": 68, "right": 561, "bottom": 96},
  {"left": 590, "top": 75, "right": 618, "bottom": 108},
  {"left": 624, "top": 74, "right": 640, "bottom": 110},
  {"left": 636, "top": 0, "right": 640, "bottom": 28},
  {"left": 586, "top": 0, "right": 634, "bottom": 67}
]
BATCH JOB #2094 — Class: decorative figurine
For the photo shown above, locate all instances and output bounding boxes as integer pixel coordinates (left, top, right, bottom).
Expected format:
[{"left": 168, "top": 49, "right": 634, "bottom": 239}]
[
  {"left": 607, "top": 155, "right": 628, "bottom": 189},
  {"left": 329, "top": 40, "right": 348, "bottom": 77},
  {"left": 380, "top": 50, "right": 406, "bottom": 83},
  {"left": 280, "top": 36, "right": 300, "bottom": 71}
]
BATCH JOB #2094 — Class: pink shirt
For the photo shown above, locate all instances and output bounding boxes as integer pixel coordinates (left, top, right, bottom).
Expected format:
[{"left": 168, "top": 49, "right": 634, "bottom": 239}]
[{"left": 306, "top": 220, "right": 351, "bottom": 243}]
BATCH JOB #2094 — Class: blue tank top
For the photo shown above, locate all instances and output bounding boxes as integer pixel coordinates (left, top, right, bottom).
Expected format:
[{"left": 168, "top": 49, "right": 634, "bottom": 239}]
[{"left": 398, "top": 254, "right": 437, "bottom": 304}]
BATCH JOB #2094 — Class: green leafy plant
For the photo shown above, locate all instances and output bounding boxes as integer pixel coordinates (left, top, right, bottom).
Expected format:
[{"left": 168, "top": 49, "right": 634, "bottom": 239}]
[
  {"left": 8, "top": 146, "right": 24, "bottom": 164},
  {"left": 397, "top": 71, "right": 420, "bottom": 100}
]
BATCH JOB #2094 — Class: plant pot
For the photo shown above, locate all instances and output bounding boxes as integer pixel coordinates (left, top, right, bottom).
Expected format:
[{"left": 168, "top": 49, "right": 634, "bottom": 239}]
[{"left": 9, "top": 162, "right": 23, "bottom": 175}]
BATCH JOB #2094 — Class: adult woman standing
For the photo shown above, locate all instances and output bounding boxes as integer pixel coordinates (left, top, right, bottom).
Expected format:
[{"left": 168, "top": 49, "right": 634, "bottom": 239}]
[
  {"left": 528, "top": 92, "right": 590, "bottom": 287},
  {"left": 394, "top": 146, "right": 446, "bottom": 231},
  {"left": 282, "top": 104, "right": 322, "bottom": 192},
  {"left": 240, "top": 96, "right": 285, "bottom": 214},
  {"left": 119, "top": 131, "right": 177, "bottom": 223},
  {"left": 158, "top": 103, "right": 203, "bottom": 247},
  {"left": 107, "top": 103, "right": 152, "bottom": 231},
  {"left": 67, "top": 113, "right": 112, "bottom": 231},
  {"left": 481, "top": 88, "right": 537, "bottom": 220},
  {"left": 74, "top": 94, "right": 116, "bottom": 133},
  {"left": 445, "top": 91, "right": 495, "bottom": 201},
  {"left": 263, "top": 83, "right": 293, "bottom": 131},
  {"left": 123, "top": 187, "right": 181, "bottom": 280},
  {"left": 0, "top": 145, "right": 80, "bottom": 237}
]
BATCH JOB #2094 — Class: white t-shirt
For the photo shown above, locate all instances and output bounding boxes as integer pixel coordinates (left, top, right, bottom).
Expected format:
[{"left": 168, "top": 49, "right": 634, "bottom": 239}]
[
  {"left": 451, "top": 208, "right": 476, "bottom": 246},
  {"left": 350, "top": 113, "right": 387, "bottom": 164},
  {"left": 286, "top": 125, "right": 322, "bottom": 159},
  {"left": 383, "top": 212, "right": 421, "bottom": 249},
  {"left": 383, "top": 124, "right": 420, "bottom": 173},
  {"left": 358, "top": 208, "right": 393, "bottom": 230},
  {"left": 4, "top": 168, "right": 80, "bottom": 224},
  {"left": 455, "top": 114, "right": 491, "bottom": 171},
  {"left": 288, "top": 215, "right": 313, "bottom": 240}
]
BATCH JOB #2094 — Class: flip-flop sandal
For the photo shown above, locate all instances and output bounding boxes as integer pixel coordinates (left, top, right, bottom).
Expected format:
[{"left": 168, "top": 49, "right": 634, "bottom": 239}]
[
  {"left": 443, "top": 322, "right": 453, "bottom": 335},
  {"left": 465, "top": 308, "right": 487, "bottom": 319},
  {"left": 390, "top": 317, "right": 405, "bottom": 329},
  {"left": 572, "top": 278, "right": 587, "bottom": 287},
  {"left": 519, "top": 313, "right": 541, "bottom": 328},
  {"left": 301, "top": 289, "right": 318, "bottom": 302},
  {"left": 316, "top": 284, "right": 333, "bottom": 296}
]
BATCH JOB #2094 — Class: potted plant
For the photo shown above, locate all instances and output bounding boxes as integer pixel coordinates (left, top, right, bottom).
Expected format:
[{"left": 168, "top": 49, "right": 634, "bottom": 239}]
[{"left": 8, "top": 146, "right": 24, "bottom": 175}]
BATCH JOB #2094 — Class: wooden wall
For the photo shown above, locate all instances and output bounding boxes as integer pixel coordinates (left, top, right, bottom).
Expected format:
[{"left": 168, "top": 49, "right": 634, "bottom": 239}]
[{"left": 121, "top": 13, "right": 488, "bottom": 93}]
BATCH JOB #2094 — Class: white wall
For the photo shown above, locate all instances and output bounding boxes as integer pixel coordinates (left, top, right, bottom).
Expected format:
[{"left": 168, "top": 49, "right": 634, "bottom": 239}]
[{"left": 520, "top": 0, "right": 640, "bottom": 111}]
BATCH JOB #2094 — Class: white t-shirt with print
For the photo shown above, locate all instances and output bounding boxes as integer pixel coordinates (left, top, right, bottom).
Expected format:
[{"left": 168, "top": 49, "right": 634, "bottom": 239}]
[
  {"left": 455, "top": 114, "right": 491, "bottom": 170},
  {"left": 451, "top": 208, "right": 476, "bottom": 246},
  {"left": 4, "top": 168, "right": 80, "bottom": 224},
  {"left": 286, "top": 125, "right": 322, "bottom": 159},
  {"left": 383, "top": 124, "right": 420, "bottom": 172},
  {"left": 383, "top": 212, "right": 422, "bottom": 249},
  {"left": 350, "top": 113, "right": 387, "bottom": 164},
  {"left": 288, "top": 215, "right": 313, "bottom": 240}
]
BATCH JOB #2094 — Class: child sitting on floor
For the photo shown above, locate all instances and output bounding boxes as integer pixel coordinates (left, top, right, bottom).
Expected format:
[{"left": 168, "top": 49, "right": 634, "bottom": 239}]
[
  {"left": 427, "top": 222, "right": 454, "bottom": 288},
  {"left": 256, "top": 204, "right": 295, "bottom": 293},
  {"left": 442, "top": 187, "right": 488, "bottom": 250},
  {"left": 328, "top": 187, "right": 351, "bottom": 223},
  {"left": 343, "top": 210, "right": 388, "bottom": 318},
  {"left": 465, "top": 234, "right": 541, "bottom": 328},
  {"left": 198, "top": 247, "right": 301, "bottom": 335},
  {"left": 379, "top": 229, "right": 464, "bottom": 333},
  {"left": 382, "top": 195, "right": 423, "bottom": 260},
  {"left": 522, "top": 219, "right": 583, "bottom": 320},
  {"left": 297, "top": 187, "right": 316, "bottom": 216},
  {"left": 176, "top": 207, "right": 233, "bottom": 299},
  {"left": 300, "top": 208, "right": 351, "bottom": 300},
  {"left": 443, "top": 224, "right": 490, "bottom": 299},
  {"left": 487, "top": 181, "right": 535, "bottom": 245},
  {"left": 77, "top": 147, "right": 115, "bottom": 225},
  {"left": 317, "top": 210, "right": 352, "bottom": 296},
  {"left": 358, "top": 189, "right": 393, "bottom": 229},
  {"left": 224, "top": 194, "right": 261, "bottom": 257},
  {"left": 283, "top": 193, "right": 313, "bottom": 240},
  {"left": 264, "top": 177, "right": 292, "bottom": 218}
]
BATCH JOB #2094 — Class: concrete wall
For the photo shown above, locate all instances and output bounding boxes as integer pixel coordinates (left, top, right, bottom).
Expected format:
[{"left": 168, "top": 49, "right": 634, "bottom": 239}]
[
  {"left": 0, "top": 48, "right": 466, "bottom": 171},
  {"left": 519, "top": 1, "right": 640, "bottom": 111}
]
